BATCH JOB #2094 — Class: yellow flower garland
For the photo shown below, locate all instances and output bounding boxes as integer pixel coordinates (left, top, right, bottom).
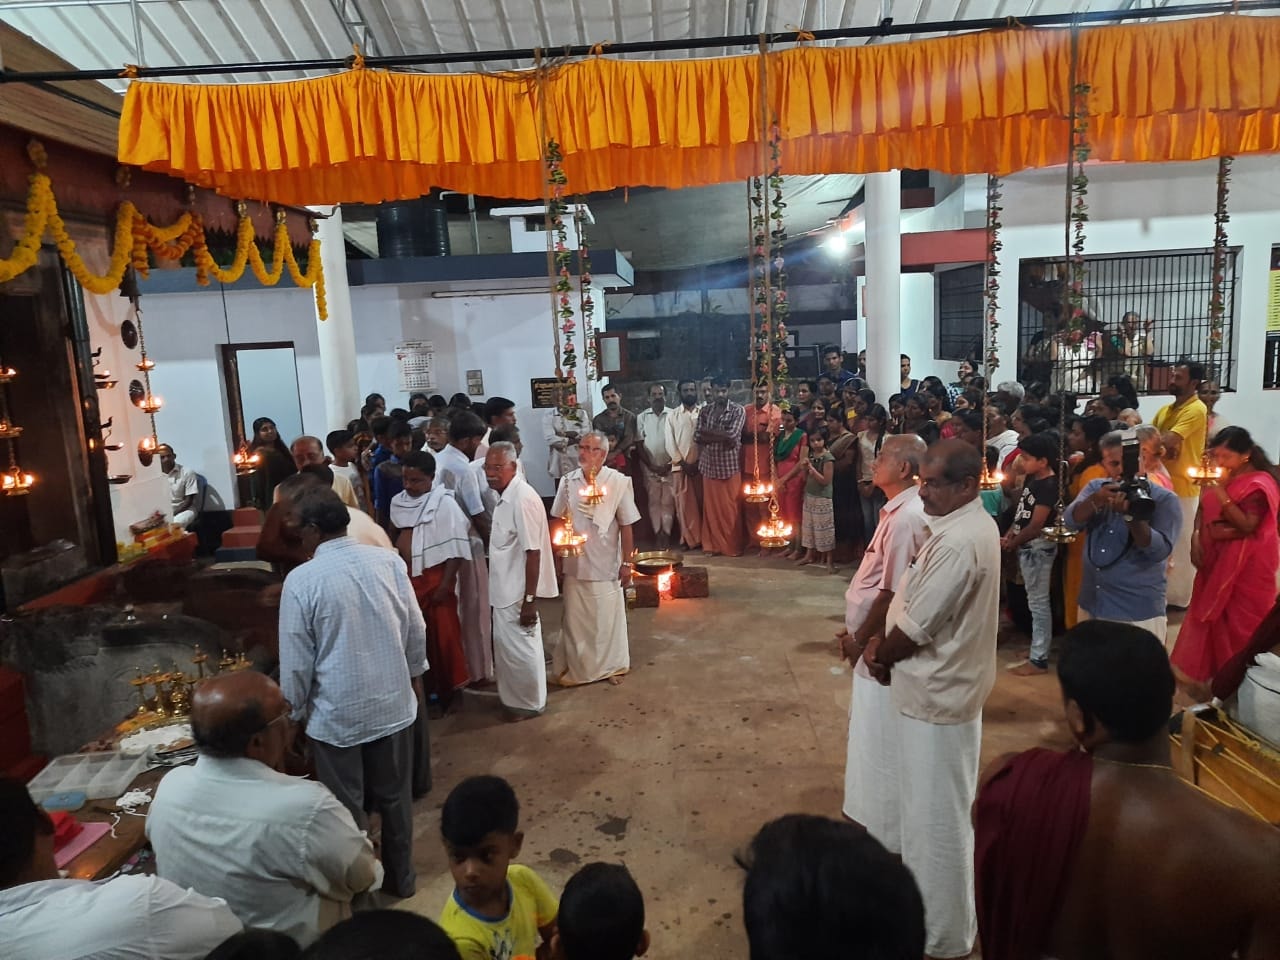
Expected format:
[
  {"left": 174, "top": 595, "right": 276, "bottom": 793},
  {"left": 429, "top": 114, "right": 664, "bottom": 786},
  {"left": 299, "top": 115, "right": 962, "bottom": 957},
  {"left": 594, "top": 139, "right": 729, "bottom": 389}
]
[{"left": 0, "top": 159, "right": 327, "bottom": 317}]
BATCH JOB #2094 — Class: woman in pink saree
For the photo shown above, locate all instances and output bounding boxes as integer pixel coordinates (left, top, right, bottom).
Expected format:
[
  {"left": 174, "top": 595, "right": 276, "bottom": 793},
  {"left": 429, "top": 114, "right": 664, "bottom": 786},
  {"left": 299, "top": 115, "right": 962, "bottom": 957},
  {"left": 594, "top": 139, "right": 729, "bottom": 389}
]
[{"left": 1172, "top": 427, "right": 1280, "bottom": 696}]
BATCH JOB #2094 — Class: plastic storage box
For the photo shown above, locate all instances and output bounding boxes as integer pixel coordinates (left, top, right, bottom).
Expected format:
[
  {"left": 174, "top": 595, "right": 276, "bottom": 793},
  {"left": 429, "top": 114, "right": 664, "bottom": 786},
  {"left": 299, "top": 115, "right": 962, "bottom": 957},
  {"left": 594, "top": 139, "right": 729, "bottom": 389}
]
[{"left": 26, "top": 751, "right": 147, "bottom": 803}]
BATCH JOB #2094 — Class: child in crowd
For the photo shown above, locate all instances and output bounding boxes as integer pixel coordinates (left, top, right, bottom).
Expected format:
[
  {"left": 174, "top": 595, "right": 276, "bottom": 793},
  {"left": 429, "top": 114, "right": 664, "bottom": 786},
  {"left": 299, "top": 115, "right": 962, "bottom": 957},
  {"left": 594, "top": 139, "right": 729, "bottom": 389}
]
[
  {"left": 304, "top": 911, "right": 462, "bottom": 960},
  {"left": 439, "top": 777, "right": 558, "bottom": 960},
  {"left": 799, "top": 427, "right": 835, "bottom": 572},
  {"left": 1001, "top": 431, "right": 1061, "bottom": 675},
  {"left": 605, "top": 428, "right": 629, "bottom": 474},
  {"left": 391, "top": 451, "right": 473, "bottom": 710},
  {"left": 326, "top": 428, "right": 370, "bottom": 514},
  {"left": 366, "top": 416, "right": 394, "bottom": 473},
  {"left": 855, "top": 403, "right": 888, "bottom": 540},
  {"left": 552, "top": 863, "right": 649, "bottom": 960},
  {"left": 372, "top": 421, "right": 414, "bottom": 529}
]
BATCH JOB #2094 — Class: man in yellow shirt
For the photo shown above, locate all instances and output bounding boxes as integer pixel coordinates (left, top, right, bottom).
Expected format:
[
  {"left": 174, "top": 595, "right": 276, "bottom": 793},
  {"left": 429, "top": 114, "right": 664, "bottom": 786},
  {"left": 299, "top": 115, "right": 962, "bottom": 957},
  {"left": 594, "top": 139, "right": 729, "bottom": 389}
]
[{"left": 1152, "top": 360, "right": 1208, "bottom": 609}]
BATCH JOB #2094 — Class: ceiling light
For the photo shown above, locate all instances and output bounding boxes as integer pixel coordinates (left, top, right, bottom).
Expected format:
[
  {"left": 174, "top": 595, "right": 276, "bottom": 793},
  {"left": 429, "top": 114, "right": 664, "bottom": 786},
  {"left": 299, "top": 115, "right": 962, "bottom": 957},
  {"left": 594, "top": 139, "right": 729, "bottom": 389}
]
[{"left": 825, "top": 233, "right": 850, "bottom": 256}]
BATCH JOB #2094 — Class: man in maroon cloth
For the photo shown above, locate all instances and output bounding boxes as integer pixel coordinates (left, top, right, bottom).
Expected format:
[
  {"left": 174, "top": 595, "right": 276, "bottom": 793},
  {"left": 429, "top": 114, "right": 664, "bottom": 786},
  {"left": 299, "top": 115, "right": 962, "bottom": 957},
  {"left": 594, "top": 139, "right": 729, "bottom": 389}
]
[{"left": 975, "top": 621, "right": 1280, "bottom": 960}]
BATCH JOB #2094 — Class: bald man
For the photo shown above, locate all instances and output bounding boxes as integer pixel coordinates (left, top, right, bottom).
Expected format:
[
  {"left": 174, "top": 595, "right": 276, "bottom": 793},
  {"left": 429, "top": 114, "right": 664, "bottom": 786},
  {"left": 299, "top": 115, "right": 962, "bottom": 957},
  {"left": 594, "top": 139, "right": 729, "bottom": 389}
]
[
  {"left": 147, "top": 671, "right": 381, "bottom": 948},
  {"left": 287, "top": 435, "right": 360, "bottom": 510}
]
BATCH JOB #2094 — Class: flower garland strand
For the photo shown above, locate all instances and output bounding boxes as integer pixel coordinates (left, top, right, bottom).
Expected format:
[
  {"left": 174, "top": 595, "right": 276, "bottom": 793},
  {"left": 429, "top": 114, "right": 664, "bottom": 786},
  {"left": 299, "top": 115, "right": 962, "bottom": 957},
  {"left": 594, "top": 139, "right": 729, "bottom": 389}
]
[
  {"left": 0, "top": 141, "right": 326, "bottom": 316},
  {"left": 1064, "top": 81, "right": 1092, "bottom": 340},
  {"left": 983, "top": 175, "right": 1003, "bottom": 379},
  {"left": 575, "top": 201, "right": 598, "bottom": 382},
  {"left": 750, "top": 174, "right": 772, "bottom": 386},
  {"left": 1208, "top": 156, "right": 1233, "bottom": 354},
  {"left": 768, "top": 121, "right": 790, "bottom": 391},
  {"left": 545, "top": 140, "right": 577, "bottom": 412}
]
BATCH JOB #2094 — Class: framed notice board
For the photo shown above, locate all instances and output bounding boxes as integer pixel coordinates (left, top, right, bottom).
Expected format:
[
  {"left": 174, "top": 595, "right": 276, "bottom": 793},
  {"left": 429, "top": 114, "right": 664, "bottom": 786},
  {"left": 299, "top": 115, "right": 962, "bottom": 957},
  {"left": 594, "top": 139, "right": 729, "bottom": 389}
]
[{"left": 531, "top": 377, "right": 575, "bottom": 409}]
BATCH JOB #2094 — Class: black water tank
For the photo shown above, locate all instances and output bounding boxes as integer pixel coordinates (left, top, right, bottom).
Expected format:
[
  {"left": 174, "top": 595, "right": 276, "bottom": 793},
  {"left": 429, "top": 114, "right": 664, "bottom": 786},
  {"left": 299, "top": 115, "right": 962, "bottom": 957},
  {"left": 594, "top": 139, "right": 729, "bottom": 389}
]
[{"left": 375, "top": 199, "right": 451, "bottom": 258}]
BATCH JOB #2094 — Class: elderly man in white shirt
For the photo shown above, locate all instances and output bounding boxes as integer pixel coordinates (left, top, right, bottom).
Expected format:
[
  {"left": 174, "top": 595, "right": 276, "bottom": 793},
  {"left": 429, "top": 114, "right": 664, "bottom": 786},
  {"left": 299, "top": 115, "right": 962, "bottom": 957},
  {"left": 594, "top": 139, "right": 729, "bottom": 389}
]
[
  {"left": 665, "top": 378, "right": 702, "bottom": 551},
  {"left": 484, "top": 442, "right": 559, "bottom": 719},
  {"left": 636, "top": 384, "right": 675, "bottom": 549},
  {"left": 148, "top": 671, "right": 380, "bottom": 947},
  {"left": 551, "top": 430, "right": 641, "bottom": 688},
  {"left": 434, "top": 410, "right": 493, "bottom": 684},
  {"left": 834, "top": 435, "right": 930, "bottom": 852},
  {"left": 863, "top": 439, "right": 1000, "bottom": 960},
  {"left": 278, "top": 487, "right": 427, "bottom": 901},
  {"left": 0, "top": 778, "right": 241, "bottom": 960}
]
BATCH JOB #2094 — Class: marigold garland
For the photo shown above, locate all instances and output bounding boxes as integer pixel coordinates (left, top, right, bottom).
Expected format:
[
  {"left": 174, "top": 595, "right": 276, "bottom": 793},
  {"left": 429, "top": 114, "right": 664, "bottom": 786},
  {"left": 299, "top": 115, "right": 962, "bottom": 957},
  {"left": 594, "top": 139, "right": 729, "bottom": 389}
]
[
  {"left": 575, "top": 202, "right": 598, "bottom": 383},
  {"left": 983, "top": 175, "right": 1003, "bottom": 378},
  {"left": 1208, "top": 156, "right": 1232, "bottom": 354},
  {"left": 0, "top": 146, "right": 327, "bottom": 317},
  {"left": 545, "top": 140, "right": 578, "bottom": 413},
  {"left": 1063, "top": 81, "right": 1092, "bottom": 342},
  {"left": 767, "top": 122, "right": 790, "bottom": 390}
]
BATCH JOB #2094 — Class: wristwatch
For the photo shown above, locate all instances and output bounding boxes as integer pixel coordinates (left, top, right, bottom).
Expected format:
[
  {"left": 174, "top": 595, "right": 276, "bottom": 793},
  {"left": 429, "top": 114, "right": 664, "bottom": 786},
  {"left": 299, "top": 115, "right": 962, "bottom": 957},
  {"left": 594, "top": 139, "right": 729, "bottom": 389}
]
[{"left": 523, "top": 594, "right": 536, "bottom": 604}]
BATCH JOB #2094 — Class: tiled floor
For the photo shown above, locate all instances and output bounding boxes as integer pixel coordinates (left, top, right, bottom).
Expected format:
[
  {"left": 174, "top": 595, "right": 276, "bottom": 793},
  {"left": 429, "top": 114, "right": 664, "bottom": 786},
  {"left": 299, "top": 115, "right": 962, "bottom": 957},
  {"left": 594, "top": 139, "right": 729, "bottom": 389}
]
[{"left": 396, "top": 553, "right": 1119, "bottom": 957}]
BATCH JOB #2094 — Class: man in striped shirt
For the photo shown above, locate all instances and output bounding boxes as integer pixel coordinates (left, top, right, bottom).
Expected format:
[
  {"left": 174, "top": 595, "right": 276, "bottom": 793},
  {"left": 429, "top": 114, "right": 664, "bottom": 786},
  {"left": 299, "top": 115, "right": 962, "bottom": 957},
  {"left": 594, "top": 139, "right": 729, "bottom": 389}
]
[{"left": 279, "top": 487, "right": 427, "bottom": 900}]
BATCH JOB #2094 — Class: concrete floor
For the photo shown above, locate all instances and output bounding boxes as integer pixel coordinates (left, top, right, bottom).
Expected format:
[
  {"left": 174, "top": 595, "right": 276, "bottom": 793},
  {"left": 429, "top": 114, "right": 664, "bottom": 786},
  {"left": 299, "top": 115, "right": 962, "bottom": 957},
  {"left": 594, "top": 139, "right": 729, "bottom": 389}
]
[{"left": 395, "top": 553, "right": 1104, "bottom": 957}]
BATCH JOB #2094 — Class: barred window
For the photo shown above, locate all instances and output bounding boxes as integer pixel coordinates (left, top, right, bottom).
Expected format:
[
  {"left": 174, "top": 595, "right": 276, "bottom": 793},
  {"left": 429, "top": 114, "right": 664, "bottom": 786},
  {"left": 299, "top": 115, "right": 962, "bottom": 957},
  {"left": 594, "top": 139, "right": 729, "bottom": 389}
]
[
  {"left": 1263, "top": 245, "right": 1280, "bottom": 389},
  {"left": 1016, "top": 249, "right": 1238, "bottom": 396},
  {"left": 936, "top": 264, "right": 984, "bottom": 363}
]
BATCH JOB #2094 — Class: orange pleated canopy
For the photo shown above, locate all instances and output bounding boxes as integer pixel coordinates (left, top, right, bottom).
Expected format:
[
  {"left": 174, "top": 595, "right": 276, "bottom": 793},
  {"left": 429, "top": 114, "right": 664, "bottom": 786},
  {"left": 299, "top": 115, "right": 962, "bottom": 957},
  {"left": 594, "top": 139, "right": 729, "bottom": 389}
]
[{"left": 116, "top": 14, "right": 1280, "bottom": 205}]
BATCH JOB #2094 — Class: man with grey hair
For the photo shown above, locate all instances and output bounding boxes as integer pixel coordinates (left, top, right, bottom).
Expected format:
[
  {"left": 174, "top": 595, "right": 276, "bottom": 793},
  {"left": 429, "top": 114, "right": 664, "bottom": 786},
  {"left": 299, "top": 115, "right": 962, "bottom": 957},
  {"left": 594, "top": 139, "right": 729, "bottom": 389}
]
[
  {"left": 837, "top": 434, "right": 930, "bottom": 849},
  {"left": 1063, "top": 430, "right": 1182, "bottom": 647},
  {"left": 278, "top": 486, "right": 425, "bottom": 900},
  {"left": 994, "top": 380, "right": 1025, "bottom": 409},
  {"left": 862, "top": 439, "right": 1000, "bottom": 959},
  {"left": 287, "top": 435, "right": 359, "bottom": 509},
  {"left": 483, "top": 441, "right": 558, "bottom": 719},
  {"left": 552, "top": 430, "right": 641, "bottom": 687}
]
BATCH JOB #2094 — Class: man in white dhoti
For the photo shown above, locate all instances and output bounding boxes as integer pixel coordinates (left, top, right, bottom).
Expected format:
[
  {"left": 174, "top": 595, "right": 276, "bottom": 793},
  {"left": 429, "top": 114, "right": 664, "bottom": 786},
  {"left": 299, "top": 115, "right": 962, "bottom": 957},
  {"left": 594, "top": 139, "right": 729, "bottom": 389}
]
[
  {"left": 665, "top": 379, "right": 702, "bottom": 551},
  {"left": 862, "top": 440, "right": 1000, "bottom": 960},
  {"left": 433, "top": 411, "right": 493, "bottom": 684},
  {"left": 483, "top": 442, "right": 558, "bottom": 720},
  {"left": 834, "top": 435, "right": 929, "bottom": 851},
  {"left": 551, "top": 431, "right": 641, "bottom": 687},
  {"left": 636, "top": 384, "right": 675, "bottom": 549}
]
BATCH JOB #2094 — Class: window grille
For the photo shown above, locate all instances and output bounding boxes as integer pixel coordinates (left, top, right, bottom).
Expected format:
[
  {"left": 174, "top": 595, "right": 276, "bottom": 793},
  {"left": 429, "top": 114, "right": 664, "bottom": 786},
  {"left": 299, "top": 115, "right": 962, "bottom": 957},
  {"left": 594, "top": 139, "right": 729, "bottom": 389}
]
[
  {"left": 936, "top": 264, "right": 984, "bottom": 363},
  {"left": 1015, "top": 250, "right": 1238, "bottom": 395}
]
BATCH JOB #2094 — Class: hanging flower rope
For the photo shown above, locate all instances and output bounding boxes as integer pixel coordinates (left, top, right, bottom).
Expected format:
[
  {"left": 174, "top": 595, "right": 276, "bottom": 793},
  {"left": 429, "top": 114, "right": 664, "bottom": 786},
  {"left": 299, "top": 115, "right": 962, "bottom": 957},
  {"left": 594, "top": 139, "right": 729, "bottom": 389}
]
[
  {"left": 750, "top": 174, "right": 770, "bottom": 379},
  {"left": 544, "top": 140, "right": 578, "bottom": 413},
  {"left": 743, "top": 178, "right": 769, "bottom": 501},
  {"left": 767, "top": 121, "right": 790, "bottom": 393},
  {"left": 0, "top": 142, "right": 327, "bottom": 315},
  {"left": 1064, "top": 80, "right": 1092, "bottom": 341},
  {"left": 1208, "top": 156, "right": 1232, "bottom": 355},
  {"left": 984, "top": 175, "right": 1003, "bottom": 380},
  {"left": 574, "top": 201, "right": 598, "bottom": 382}
]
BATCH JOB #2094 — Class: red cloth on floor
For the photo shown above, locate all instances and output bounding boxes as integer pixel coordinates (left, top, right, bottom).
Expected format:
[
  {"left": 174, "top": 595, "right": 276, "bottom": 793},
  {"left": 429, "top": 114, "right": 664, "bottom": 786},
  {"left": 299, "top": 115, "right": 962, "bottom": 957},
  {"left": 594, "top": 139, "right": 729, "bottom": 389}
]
[
  {"left": 411, "top": 567, "right": 472, "bottom": 699},
  {"left": 975, "top": 748, "right": 1092, "bottom": 960}
]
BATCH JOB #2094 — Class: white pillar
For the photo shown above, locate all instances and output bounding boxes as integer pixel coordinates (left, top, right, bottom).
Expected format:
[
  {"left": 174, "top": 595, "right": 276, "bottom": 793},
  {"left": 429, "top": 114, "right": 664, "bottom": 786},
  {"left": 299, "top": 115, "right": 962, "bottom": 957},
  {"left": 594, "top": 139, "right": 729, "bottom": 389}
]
[
  {"left": 311, "top": 205, "right": 361, "bottom": 433},
  {"left": 864, "top": 170, "right": 902, "bottom": 402}
]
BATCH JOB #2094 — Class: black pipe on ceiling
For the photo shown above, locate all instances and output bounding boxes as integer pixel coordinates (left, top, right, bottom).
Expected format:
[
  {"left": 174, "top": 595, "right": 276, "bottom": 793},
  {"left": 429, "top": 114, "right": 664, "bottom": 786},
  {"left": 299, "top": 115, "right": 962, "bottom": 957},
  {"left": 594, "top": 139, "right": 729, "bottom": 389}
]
[{"left": 0, "top": 1, "right": 1276, "bottom": 85}]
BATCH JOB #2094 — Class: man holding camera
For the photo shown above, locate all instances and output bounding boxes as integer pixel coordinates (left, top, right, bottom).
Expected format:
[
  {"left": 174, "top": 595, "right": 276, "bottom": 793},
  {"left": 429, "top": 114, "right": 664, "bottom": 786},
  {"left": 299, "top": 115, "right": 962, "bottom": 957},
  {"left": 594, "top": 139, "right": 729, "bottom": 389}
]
[{"left": 1063, "top": 430, "right": 1183, "bottom": 647}]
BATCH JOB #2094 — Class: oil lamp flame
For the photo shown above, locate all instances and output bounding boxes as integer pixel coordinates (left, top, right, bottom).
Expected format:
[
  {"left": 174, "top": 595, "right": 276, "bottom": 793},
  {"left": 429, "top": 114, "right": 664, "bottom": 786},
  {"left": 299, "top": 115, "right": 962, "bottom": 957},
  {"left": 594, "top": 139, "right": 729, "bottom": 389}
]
[{"left": 2, "top": 466, "right": 35, "bottom": 496}]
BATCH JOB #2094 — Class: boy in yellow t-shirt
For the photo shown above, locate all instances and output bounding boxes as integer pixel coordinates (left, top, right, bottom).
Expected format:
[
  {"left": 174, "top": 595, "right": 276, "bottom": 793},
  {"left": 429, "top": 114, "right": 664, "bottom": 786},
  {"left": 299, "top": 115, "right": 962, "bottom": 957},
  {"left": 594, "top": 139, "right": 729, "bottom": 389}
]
[{"left": 439, "top": 776, "right": 558, "bottom": 960}]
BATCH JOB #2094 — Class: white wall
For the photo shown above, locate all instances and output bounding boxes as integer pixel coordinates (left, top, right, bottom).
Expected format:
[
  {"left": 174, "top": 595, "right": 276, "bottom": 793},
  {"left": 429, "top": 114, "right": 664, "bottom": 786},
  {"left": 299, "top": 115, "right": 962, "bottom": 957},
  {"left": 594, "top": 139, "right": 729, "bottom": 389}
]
[
  {"left": 350, "top": 284, "right": 604, "bottom": 497},
  {"left": 144, "top": 281, "right": 601, "bottom": 503},
  {"left": 992, "top": 155, "right": 1280, "bottom": 456}
]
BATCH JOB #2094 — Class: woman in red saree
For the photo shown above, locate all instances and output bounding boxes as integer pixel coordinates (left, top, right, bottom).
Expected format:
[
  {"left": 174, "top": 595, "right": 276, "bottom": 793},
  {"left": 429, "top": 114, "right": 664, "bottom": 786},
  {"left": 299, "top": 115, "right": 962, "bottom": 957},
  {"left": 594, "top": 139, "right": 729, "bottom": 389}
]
[
  {"left": 774, "top": 407, "right": 809, "bottom": 560},
  {"left": 1171, "top": 427, "right": 1280, "bottom": 696}
]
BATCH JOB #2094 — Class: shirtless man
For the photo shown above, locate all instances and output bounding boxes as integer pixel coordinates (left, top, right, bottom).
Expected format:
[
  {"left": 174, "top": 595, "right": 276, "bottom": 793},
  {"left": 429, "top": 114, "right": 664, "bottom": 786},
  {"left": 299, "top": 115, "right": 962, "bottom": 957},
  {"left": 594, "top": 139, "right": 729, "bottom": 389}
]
[{"left": 975, "top": 620, "right": 1280, "bottom": 960}]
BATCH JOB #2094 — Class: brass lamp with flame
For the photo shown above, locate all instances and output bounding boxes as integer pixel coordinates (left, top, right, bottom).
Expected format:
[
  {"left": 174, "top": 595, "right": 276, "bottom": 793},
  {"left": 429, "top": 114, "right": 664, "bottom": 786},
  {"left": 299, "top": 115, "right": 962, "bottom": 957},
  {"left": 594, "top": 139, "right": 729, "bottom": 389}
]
[
  {"left": 743, "top": 478, "right": 773, "bottom": 504},
  {"left": 2, "top": 464, "right": 35, "bottom": 496},
  {"left": 232, "top": 441, "right": 262, "bottom": 476},
  {"left": 578, "top": 471, "right": 606, "bottom": 505},
  {"left": 553, "top": 511, "right": 588, "bottom": 557},
  {"left": 756, "top": 500, "right": 793, "bottom": 549},
  {"left": 1187, "top": 449, "right": 1223, "bottom": 487},
  {"left": 978, "top": 465, "right": 1004, "bottom": 491}
]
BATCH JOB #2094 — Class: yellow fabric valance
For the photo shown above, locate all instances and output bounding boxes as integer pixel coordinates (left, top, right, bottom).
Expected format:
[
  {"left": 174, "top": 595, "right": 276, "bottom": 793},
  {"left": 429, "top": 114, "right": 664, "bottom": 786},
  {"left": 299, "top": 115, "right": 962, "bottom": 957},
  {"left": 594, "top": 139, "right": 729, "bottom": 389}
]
[{"left": 117, "top": 14, "right": 1280, "bottom": 205}]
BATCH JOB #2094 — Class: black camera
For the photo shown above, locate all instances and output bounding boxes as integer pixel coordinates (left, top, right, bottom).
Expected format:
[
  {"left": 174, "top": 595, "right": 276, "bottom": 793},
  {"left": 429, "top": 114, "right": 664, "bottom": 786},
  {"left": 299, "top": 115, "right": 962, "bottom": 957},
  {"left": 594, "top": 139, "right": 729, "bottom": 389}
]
[{"left": 1119, "top": 433, "right": 1157, "bottom": 523}]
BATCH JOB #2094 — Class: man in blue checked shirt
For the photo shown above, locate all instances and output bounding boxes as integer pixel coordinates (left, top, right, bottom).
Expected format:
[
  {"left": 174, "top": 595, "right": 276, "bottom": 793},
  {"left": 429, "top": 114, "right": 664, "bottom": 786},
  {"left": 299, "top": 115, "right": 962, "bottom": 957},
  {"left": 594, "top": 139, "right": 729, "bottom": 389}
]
[
  {"left": 279, "top": 486, "right": 428, "bottom": 900},
  {"left": 1064, "top": 429, "right": 1183, "bottom": 650}
]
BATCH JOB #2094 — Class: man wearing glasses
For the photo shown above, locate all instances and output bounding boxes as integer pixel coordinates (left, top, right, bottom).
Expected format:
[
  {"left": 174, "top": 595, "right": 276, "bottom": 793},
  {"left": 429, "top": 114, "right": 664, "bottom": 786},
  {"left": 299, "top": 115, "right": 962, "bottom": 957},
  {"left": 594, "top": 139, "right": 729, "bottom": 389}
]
[
  {"left": 862, "top": 439, "right": 1001, "bottom": 960},
  {"left": 148, "top": 671, "right": 382, "bottom": 947},
  {"left": 278, "top": 487, "right": 427, "bottom": 902}
]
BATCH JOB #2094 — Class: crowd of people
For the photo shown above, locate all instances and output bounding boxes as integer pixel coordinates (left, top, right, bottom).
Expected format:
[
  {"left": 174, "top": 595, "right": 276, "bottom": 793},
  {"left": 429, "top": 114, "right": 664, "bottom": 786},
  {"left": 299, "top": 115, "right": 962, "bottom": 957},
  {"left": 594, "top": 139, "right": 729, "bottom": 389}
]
[{"left": 12, "top": 349, "right": 1280, "bottom": 960}]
